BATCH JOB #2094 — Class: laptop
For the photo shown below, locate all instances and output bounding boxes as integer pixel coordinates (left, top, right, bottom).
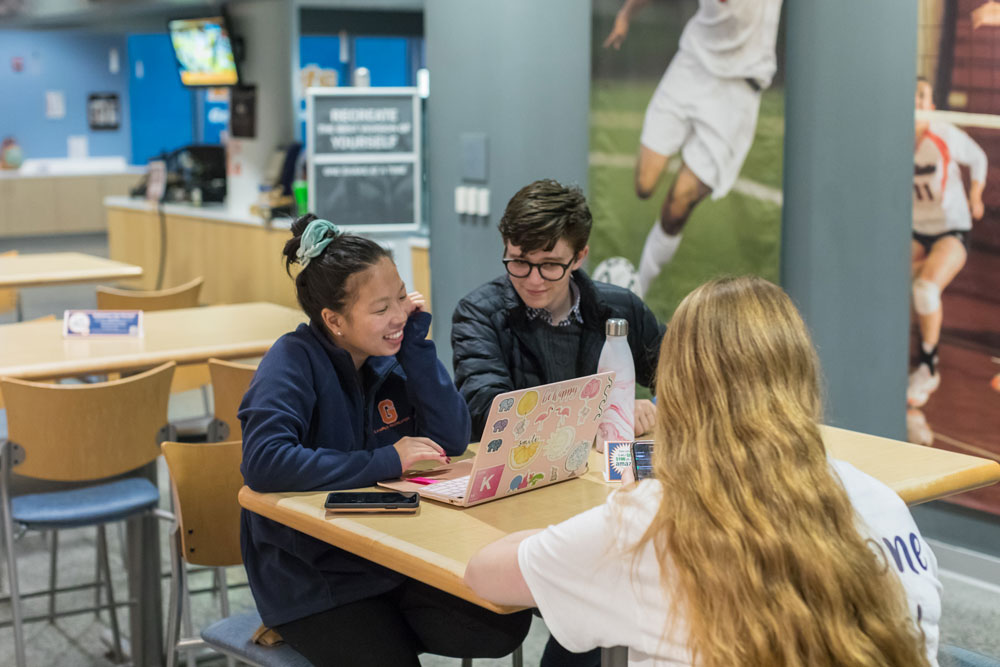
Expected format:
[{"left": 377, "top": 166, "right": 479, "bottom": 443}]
[{"left": 379, "top": 372, "right": 614, "bottom": 507}]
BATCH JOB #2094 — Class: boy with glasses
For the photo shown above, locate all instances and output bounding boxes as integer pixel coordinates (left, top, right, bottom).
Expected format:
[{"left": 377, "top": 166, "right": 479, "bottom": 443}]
[
  {"left": 452, "top": 179, "right": 663, "bottom": 666},
  {"left": 452, "top": 179, "right": 664, "bottom": 466}
]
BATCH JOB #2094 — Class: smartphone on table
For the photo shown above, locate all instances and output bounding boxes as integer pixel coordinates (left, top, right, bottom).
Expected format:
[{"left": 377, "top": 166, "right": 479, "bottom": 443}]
[
  {"left": 324, "top": 491, "right": 420, "bottom": 513},
  {"left": 630, "top": 440, "right": 655, "bottom": 481}
]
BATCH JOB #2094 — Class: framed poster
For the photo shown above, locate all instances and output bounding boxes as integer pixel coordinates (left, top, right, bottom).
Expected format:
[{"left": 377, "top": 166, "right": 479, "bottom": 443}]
[
  {"left": 306, "top": 87, "right": 421, "bottom": 232},
  {"left": 230, "top": 85, "right": 256, "bottom": 139},
  {"left": 87, "top": 93, "right": 120, "bottom": 130}
]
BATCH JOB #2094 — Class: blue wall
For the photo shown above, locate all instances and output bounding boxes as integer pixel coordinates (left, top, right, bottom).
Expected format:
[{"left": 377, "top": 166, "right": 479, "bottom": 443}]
[
  {"left": 297, "top": 35, "right": 419, "bottom": 142},
  {"left": 300, "top": 35, "right": 347, "bottom": 84},
  {"left": 355, "top": 37, "right": 410, "bottom": 86},
  {"left": 0, "top": 30, "right": 421, "bottom": 165},
  {"left": 127, "top": 34, "right": 194, "bottom": 165},
  {"left": 299, "top": 35, "right": 344, "bottom": 142},
  {"left": 0, "top": 30, "right": 131, "bottom": 162}
]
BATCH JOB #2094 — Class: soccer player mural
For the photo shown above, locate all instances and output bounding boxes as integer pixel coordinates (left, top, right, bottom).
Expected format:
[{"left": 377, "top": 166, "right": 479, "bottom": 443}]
[{"left": 589, "top": 0, "right": 784, "bottom": 321}]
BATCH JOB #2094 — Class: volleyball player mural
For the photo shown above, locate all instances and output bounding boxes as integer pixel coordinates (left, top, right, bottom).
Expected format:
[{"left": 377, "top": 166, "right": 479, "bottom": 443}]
[
  {"left": 906, "top": 0, "right": 1000, "bottom": 518},
  {"left": 594, "top": 0, "right": 781, "bottom": 296},
  {"left": 907, "top": 78, "right": 987, "bottom": 432}
]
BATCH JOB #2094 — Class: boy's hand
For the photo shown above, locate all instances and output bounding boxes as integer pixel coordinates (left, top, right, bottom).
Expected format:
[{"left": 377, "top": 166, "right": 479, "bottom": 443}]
[{"left": 635, "top": 399, "right": 656, "bottom": 436}]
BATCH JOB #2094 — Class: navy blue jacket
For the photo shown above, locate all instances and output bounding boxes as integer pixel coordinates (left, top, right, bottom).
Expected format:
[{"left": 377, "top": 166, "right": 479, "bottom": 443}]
[{"left": 239, "top": 311, "right": 471, "bottom": 627}]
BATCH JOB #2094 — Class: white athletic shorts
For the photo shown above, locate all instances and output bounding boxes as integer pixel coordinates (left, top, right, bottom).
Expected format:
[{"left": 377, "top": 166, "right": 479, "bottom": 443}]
[{"left": 640, "top": 49, "right": 762, "bottom": 198}]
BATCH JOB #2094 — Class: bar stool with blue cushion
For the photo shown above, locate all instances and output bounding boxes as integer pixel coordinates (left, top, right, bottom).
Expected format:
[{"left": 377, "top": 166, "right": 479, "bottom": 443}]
[
  {"left": 940, "top": 644, "right": 1000, "bottom": 666},
  {"left": 201, "top": 611, "right": 313, "bottom": 667},
  {"left": 161, "top": 440, "right": 312, "bottom": 667},
  {"left": 0, "top": 362, "right": 176, "bottom": 667}
]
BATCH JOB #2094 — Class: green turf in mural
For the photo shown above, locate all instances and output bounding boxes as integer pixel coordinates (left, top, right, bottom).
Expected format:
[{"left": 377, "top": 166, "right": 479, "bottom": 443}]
[{"left": 588, "top": 79, "right": 785, "bottom": 321}]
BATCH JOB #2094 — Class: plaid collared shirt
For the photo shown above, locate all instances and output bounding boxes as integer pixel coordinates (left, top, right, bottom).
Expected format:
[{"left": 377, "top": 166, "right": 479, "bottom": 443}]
[{"left": 525, "top": 280, "right": 583, "bottom": 327}]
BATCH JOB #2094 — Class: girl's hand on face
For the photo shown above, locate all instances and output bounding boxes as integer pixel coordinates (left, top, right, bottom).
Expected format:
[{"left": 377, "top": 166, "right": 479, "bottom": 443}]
[
  {"left": 392, "top": 436, "right": 449, "bottom": 471},
  {"left": 405, "top": 291, "right": 426, "bottom": 317}
]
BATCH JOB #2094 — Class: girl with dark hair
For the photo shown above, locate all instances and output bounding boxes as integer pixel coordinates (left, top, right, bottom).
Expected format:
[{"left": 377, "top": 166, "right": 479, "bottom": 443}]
[{"left": 239, "top": 215, "right": 531, "bottom": 665}]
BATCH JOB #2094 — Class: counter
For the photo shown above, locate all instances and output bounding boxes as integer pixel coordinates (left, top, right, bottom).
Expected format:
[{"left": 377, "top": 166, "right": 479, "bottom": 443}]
[
  {"left": 105, "top": 197, "right": 429, "bottom": 311},
  {"left": 0, "top": 169, "right": 143, "bottom": 237}
]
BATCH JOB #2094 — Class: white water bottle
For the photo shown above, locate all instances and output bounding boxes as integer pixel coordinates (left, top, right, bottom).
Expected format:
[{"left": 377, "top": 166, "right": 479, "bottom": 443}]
[{"left": 597, "top": 318, "right": 635, "bottom": 454}]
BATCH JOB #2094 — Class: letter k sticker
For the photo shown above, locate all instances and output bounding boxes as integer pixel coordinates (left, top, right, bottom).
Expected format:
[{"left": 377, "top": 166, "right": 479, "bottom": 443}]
[{"left": 468, "top": 464, "right": 506, "bottom": 503}]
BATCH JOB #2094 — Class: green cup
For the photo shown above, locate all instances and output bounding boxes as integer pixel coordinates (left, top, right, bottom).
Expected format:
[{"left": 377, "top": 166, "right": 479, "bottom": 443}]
[{"left": 292, "top": 180, "right": 309, "bottom": 217}]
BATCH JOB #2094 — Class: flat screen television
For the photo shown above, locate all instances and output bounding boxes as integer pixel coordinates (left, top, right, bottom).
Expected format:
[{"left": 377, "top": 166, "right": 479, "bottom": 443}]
[{"left": 168, "top": 16, "right": 240, "bottom": 87}]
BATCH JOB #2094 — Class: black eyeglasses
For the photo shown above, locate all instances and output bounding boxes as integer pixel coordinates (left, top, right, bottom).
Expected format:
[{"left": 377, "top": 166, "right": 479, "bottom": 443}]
[{"left": 502, "top": 257, "right": 575, "bottom": 281}]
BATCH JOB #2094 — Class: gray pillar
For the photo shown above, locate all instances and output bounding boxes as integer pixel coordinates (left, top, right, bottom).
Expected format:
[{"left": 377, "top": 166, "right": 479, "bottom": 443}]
[
  {"left": 781, "top": 1, "right": 917, "bottom": 440},
  {"left": 226, "top": 0, "right": 296, "bottom": 211},
  {"left": 424, "top": 0, "right": 591, "bottom": 368}
]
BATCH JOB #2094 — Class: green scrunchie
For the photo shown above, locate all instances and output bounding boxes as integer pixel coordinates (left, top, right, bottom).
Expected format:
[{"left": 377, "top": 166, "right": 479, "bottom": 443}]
[{"left": 296, "top": 219, "right": 339, "bottom": 268}]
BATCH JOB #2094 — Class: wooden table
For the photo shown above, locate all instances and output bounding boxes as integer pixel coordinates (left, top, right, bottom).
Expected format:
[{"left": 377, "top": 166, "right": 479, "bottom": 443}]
[
  {"left": 820, "top": 425, "right": 1000, "bottom": 504},
  {"left": 0, "top": 301, "right": 304, "bottom": 667},
  {"left": 238, "top": 426, "right": 1000, "bottom": 665},
  {"left": 0, "top": 301, "right": 304, "bottom": 380},
  {"left": 0, "top": 252, "right": 142, "bottom": 289}
]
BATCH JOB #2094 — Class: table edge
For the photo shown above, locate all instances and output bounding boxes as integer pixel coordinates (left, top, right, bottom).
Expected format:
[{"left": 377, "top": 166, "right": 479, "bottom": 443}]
[{"left": 237, "top": 486, "right": 525, "bottom": 615}]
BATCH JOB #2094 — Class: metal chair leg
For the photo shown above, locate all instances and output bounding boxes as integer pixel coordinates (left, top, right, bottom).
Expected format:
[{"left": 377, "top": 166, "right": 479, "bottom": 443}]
[
  {"left": 512, "top": 644, "right": 523, "bottom": 667},
  {"left": 217, "top": 567, "right": 230, "bottom": 617},
  {"left": 94, "top": 526, "right": 104, "bottom": 619},
  {"left": 182, "top": 561, "right": 195, "bottom": 667},
  {"left": 461, "top": 660, "right": 473, "bottom": 667},
  {"left": 116, "top": 521, "right": 128, "bottom": 574},
  {"left": 215, "top": 568, "right": 236, "bottom": 667},
  {"left": 1, "top": 452, "right": 27, "bottom": 667},
  {"left": 166, "top": 528, "right": 185, "bottom": 667},
  {"left": 48, "top": 530, "right": 58, "bottom": 623},
  {"left": 97, "top": 525, "right": 124, "bottom": 663},
  {"left": 0, "top": 501, "right": 5, "bottom": 596}
]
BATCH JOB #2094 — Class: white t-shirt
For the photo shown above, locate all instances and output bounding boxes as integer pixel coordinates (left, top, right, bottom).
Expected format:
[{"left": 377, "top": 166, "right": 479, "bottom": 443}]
[
  {"left": 913, "top": 121, "right": 988, "bottom": 235},
  {"left": 677, "top": 0, "right": 784, "bottom": 87},
  {"left": 518, "top": 459, "right": 941, "bottom": 667}
]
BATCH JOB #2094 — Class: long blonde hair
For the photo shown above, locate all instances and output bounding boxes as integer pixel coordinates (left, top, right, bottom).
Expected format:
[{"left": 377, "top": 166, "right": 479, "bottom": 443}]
[{"left": 640, "top": 276, "right": 929, "bottom": 667}]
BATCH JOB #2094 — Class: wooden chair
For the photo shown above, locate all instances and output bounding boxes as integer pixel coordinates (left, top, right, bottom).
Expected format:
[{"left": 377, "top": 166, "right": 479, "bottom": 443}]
[
  {"left": 0, "top": 250, "right": 24, "bottom": 322},
  {"left": 207, "top": 359, "right": 258, "bottom": 443},
  {"left": 96, "top": 277, "right": 210, "bottom": 415},
  {"left": 96, "top": 276, "right": 204, "bottom": 311},
  {"left": 161, "top": 440, "right": 311, "bottom": 667},
  {"left": 0, "top": 362, "right": 176, "bottom": 667}
]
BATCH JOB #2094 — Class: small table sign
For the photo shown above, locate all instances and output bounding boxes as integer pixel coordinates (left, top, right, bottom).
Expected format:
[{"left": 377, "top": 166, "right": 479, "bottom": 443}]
[
  {"left": 604, "top": 440, "right": 634, "bottom": 482},
  {"left": 63, "top": 310, "right": 144, "bottom": 338}
]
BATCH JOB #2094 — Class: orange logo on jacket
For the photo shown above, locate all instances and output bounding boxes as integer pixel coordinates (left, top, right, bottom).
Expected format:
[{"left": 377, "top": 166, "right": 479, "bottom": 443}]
[{"left": 378, "top": 399, "right": 398, "bottom": 425}]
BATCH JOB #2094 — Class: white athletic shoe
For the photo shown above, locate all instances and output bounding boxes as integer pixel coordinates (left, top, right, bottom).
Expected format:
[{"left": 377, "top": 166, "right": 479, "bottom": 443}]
[
  {"left": 592, "top": 256, "right": 641, "bottom": 296},
  {"left": 906, "top": 409, "right": 934, "bottom": 447},
  {"left": 907, "top": 364, "right": 941, "bottom": 408}
]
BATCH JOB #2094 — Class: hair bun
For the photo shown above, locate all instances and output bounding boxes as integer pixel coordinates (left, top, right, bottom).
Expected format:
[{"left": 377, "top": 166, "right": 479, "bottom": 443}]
[{"left": 284, "top": 213, "right": 320, "bottom": 267}]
